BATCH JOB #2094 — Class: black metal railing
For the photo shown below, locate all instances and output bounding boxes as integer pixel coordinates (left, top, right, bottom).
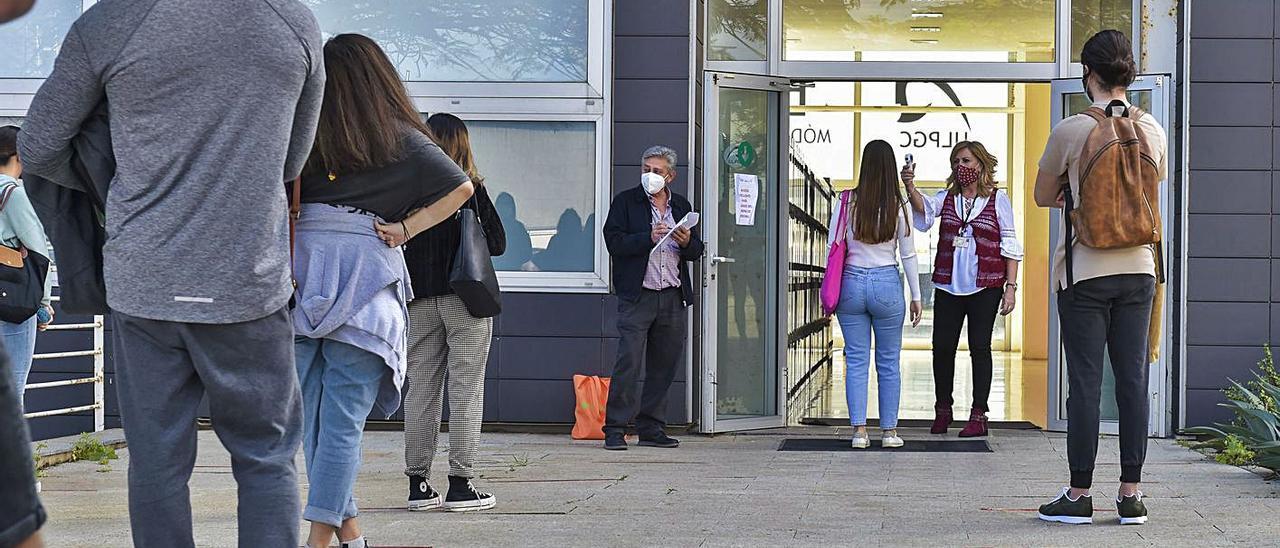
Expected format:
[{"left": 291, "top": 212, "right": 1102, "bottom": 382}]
[{"left": 785, "top": 145, "right": 834, "bottom": 424}]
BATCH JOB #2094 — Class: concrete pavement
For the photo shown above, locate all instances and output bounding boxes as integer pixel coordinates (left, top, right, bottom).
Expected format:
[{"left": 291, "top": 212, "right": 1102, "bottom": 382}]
[{"left": 35, "top": 427, "right": 1280, "bottom": 547}]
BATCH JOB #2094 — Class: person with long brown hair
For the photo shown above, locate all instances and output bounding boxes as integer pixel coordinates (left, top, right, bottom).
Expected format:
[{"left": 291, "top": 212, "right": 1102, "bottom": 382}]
[
  {"left": 401, "top": 113, "right": 506, "bottom": 513},
  {"left": 904, "top": 140, "right": 1023, "bottom": 439},
  {"left": 828, "top": 139, "right": 922, "bottom": 449},
  {"left": 291, "top": 34, "right": 474, "bottom": 548}
]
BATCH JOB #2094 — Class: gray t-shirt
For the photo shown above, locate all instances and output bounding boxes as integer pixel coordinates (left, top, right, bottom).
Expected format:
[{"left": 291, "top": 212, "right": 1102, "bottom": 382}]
[{"left": 18, "top": 0, "right": 325, "bottom": 324}]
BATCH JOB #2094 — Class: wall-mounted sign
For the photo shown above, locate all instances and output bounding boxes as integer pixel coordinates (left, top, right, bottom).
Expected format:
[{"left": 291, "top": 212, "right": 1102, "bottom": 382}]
[{"left": 734, "top": 173, "right": 759, "bottom": 226}]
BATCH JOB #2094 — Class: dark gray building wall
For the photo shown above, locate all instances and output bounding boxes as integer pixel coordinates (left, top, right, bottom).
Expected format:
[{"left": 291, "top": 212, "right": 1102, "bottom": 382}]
[
  {"left": 1184, "top": 0, "right": 1280, "bottom": 427},
  {"left": 604, "top": 0, "right": 695, "bottom": 426}
]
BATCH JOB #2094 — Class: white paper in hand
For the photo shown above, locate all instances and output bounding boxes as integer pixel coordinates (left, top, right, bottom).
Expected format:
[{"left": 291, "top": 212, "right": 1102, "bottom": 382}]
[{"left": 651, "top": 212, "right": 700, "bottom": 255}]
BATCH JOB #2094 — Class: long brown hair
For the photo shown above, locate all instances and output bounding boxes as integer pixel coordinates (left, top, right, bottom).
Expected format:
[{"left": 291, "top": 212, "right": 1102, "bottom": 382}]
[
  {"left": 426, "top": 113, "right": 484, "bottom": 186},
  {"left": 851, "top": 140, "right": 907, "bottom": 245},
  {"left": 945, "top": 141, "right": 999, "bottom": 198},
  {"left": 305, "top": 34, "right": 434, "bottom": 177}
]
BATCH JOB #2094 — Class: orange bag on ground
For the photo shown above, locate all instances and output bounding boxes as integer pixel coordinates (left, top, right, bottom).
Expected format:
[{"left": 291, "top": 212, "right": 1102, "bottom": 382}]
[{"left": 572, "top": 375, "right": 610, "bottom": 440}]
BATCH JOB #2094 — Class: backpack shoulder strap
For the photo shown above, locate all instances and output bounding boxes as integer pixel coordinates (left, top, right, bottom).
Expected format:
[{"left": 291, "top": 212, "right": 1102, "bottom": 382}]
[
  {"left": 1081, "top": 107, "right": 1108, "bottom": 124},
  {"left": 1126, "top": 105, "right": 1147, "bottom": 121},
  {"left": 0, "top": 182, "right": 19, "bottom": 213}
]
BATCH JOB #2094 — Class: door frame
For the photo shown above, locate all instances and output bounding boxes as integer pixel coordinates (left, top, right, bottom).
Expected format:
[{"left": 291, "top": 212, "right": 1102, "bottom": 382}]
[
  {"left": 1046, "top": 74, "right": 1173, "bottom": 436},
  {"left": 698, "top": 71, "right": 792, "bottom": 433}
]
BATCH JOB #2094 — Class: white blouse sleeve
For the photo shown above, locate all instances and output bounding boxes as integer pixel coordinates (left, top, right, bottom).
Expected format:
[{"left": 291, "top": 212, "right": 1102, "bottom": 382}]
[
  {"left": 827, "top": 193, "right": 843, "bottom": 250},
  {"left": 995, "top": 190, "right": 1024, "bottom": 261},
  {"left": 913, "top": 190, "right": 946, "bottom": 232},
  {"left": 897, "top": 210, "right": 921, "bottom": 301}
]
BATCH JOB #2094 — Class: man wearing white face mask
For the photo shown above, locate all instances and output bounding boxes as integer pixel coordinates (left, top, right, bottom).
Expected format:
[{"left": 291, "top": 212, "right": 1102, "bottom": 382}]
[{"left": 601, "top": 145, "right": 704, "bottom": 451}]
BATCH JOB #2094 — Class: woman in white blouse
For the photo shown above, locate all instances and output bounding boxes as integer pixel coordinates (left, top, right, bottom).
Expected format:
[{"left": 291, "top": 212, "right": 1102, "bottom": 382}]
[
  {"left": 903, "top": 141, "right": 1023, "bottom": 438},
  {"left": 828, "top": 140, "right": 923, "bottom": 449}
]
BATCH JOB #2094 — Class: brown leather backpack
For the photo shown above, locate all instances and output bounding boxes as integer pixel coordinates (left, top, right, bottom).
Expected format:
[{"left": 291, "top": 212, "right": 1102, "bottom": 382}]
[
  {"left": 1062, "top": 99, "right": 1166, "bottom": 361},
  {"left": 1063, "top": 99, "right": 1164, "bottom": 286}
]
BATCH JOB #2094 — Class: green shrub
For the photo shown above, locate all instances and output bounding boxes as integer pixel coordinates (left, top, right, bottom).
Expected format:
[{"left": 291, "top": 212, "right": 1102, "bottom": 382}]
[
  {"left": 1215, "top": 435, "right": 1257, "bottom": 466},
  {"left": 1186, "top": 347, "right": 1280, "bottom": 476},
  {"left": 70, "top": 433, "right": 118, "bottom": 464}
]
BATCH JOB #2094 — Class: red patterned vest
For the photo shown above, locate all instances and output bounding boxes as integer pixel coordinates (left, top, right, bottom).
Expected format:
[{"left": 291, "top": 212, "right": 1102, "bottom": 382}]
[{"left": 933, "top": 192, "right": 1006, "bottom": 287}]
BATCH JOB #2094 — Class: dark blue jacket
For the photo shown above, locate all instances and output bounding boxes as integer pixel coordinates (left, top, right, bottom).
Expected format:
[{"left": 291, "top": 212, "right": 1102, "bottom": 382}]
[
  {"left": 23, "top": 102, "right": 112, "bottom": 314},
  {"left": 603, "top": 185, "right": 704, "bottom": 306}
]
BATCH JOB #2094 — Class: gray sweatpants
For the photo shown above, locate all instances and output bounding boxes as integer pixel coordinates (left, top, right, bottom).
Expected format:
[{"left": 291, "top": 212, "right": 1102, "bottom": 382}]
[
  {"left": 403, "top": 295, "right": 492, "bottom": 479},
  {"left": 112, "top": 308, "right": 302, "bottom": 548}
]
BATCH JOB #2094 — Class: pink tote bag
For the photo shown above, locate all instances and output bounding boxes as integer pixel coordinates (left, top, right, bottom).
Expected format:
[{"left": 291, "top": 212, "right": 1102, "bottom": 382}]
[{"left": 820, "top": 191, "right": 852, "bottom": 316}]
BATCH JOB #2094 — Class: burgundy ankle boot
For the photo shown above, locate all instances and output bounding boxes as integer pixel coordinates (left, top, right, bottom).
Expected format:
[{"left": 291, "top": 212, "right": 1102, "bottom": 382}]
[
  {"left": 958, "top": 407, "right": 989, "bottom": 438},
  {"left": 930, "top": 404, "right": 953, "bottom": 434}
]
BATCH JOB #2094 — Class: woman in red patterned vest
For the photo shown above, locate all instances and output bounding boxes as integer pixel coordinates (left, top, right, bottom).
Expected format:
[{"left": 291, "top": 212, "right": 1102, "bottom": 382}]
[{"left": 903, "top": 141, "right": 1023, "bottom": 438}]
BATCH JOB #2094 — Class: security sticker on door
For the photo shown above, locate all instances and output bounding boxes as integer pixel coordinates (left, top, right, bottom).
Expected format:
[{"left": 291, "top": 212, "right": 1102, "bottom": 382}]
[{"left": 734, "top": 173, "right": 759, "bottom": 226}]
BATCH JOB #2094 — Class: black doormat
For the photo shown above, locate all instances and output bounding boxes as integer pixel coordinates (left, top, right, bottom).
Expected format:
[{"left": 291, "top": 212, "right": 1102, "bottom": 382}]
[{"left": 777, "top": 438, "right": 992, "bottom": 452}]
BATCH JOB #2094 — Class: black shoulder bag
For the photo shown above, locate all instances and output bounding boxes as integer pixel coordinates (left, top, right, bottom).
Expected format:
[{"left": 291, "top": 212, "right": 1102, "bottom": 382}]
[
  {"left": 0, "top": 183, "right": 51, "bottom": 323},
  {"left": 450, "top": 196, "right": 502, "bottom": 318}
]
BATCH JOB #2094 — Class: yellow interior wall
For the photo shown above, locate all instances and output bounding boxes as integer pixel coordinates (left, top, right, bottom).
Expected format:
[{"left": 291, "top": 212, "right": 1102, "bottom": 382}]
[
  {"left": 1020, "top": 83, "right": 1052, "bottom": 427},
  {"left": 1021, "top": 84, "right": 1051, "bottom": 361}
]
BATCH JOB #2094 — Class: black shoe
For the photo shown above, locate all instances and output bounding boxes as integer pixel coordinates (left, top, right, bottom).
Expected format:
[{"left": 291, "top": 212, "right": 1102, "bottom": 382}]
[
  {"left": 1117, "top": 492, "right": 1148, "bottom": 525},
  {"left": 443, "top": 476, "right": 497, "bottom": 512},
  {"left": 604, "top": 433, "right": 628, "bottom": 451},
  {"left": 1037, "top": 487, "right": 1093, "bottom": 524},
  {"left": 407, "top": 475, "right": 441, "bottom": 511},
  {"left": 637, "top": 432, "right": 680, "bottom": 448}
]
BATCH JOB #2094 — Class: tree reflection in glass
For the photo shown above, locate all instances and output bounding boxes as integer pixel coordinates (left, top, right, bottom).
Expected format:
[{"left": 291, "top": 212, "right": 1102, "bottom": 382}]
[{"left": 304, "top": 0, "right": 589, "bottom": 82}]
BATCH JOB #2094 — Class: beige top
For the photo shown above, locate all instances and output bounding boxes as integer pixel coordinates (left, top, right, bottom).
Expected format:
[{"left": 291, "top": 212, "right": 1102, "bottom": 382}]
[{"left": 1039, "top": 100, "right": 1169, "bottom": 291}]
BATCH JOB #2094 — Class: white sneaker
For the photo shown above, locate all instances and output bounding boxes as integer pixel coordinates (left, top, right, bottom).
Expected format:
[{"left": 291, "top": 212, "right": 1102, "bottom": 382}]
[
  {"left": 851, "top": 432, "right": 870, "bottom": 449},
  {"left": 882, "top": 431, "right": 905, "bottom": 448}
]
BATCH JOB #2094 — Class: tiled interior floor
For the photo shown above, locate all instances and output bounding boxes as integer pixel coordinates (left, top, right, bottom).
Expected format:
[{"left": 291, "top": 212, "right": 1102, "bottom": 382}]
[{"left": 813, "top": 349, "right": 1048, "bottom": 426}]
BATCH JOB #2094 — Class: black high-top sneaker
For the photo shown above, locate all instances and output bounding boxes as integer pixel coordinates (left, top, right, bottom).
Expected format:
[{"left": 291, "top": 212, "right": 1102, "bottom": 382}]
[
  {"left": 407, "top": 475, "right": 441, "bottom": 511},
  {"left": 443, "top": 475, "right": 497, "bottom": 512}
]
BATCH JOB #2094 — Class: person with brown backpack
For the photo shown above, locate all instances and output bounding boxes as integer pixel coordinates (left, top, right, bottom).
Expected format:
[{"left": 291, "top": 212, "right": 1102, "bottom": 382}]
[{"left": 1032, "top": 30, "right": 1167, "bottom": 526}]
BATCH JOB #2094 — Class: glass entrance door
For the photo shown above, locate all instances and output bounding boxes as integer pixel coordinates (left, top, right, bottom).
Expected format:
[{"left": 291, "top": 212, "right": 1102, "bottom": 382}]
[
  {"left": 1046, "top": 75, "right": 1171, "bottom": 436},
  {"left": 699, "top": 72, "right": 788, "bottom": 433}
]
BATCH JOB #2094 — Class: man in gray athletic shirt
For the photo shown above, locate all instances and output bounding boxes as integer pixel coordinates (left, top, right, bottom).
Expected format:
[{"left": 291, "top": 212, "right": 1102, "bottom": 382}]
[{"left": 18, "top": 1, "right": 324, "bottom": 545}]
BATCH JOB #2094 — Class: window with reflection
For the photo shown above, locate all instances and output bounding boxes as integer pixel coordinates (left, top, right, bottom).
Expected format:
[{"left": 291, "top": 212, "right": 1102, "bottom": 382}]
[
  {"left": 0, "top": 0, "right": 80, "bottom": 78},
  {"left": 304, "top": 0, "right": 589, "bottom": 82},
  {"left": 783, "top": 0, "right": 1055, "bottom": 63},
  {"left": 462, "top": 120, "right": 597, "bottom": 273},
  {"left": 709, "top": 0, "right": 768, "bottom": 62},
  {"left": 1071, "top": 0, "right": 1133, "bottom": 63}
]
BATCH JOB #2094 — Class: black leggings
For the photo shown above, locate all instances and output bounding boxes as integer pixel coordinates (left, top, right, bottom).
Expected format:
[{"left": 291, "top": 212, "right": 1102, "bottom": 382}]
[{"left": 932, "top": 287, "right": 1002, "bottom": 412}]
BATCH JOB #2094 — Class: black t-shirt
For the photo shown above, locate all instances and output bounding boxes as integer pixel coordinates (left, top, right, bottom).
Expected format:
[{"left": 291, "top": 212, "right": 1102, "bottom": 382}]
[{"left": 298, "top": 130, "right": 470, "bottom": 222}]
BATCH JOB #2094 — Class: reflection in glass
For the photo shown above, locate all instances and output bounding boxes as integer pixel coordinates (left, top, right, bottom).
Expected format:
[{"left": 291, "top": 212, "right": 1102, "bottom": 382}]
[
  {"left": 304, "top": 0, "right": 588, "bottom": 82},
  {"left": 0, "top": 0, "right": 80, "bottom": 78},
  {"left": 716, "top": 87, "right": 777, "bottom": 419},
  {"left": 1071, "top": 0, "right": 1133, "bottom": 63},
  {"left": 1066, "top": 90, "right": 1152, "bottom": 116},
  {"left": 783, "top": 0, "right": 1055, "bottom": 62},
  {"left": 709, "top": 0, "right": 767, "bottom": 61},
  {"left": 465, "top": 120, "right": 596, "bottom": 272}
]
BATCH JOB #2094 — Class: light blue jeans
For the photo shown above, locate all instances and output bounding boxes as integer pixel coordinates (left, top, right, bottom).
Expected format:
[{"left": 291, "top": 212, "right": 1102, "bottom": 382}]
[
  {"left": 834, "top": 264, "right": 905, "bottom": 429},
  {"left": 295, "top": 337, "right": 385, "bottom": 528},
  {"left": 2, "top": 316, "right": 37, "bottom": 399}
]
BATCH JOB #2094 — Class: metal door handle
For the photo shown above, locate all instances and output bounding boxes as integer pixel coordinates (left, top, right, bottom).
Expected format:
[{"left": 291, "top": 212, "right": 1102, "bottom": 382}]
[{"left": 711, "top": 256, "right": 736, "bottom": 266}]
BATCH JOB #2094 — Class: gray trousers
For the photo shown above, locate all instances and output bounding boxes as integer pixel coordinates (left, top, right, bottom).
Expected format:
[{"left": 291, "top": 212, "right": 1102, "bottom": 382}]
[
  {"left": 604, "top": 288, "right": 686, "bottom": 437},
  {"left": 1057, "top": 274, "right": 1155, "bottom": 489},
  {"left": 112, "top": 308, "right": 302, "bottom": 548},
  {"left": 403, "top": 295, "right": 492, "bottom": 479}
]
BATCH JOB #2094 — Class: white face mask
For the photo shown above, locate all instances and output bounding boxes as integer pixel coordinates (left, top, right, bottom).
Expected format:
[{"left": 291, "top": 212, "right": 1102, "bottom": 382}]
[{"left": 642, "top": 172, "right": 667, "bottom": 195}]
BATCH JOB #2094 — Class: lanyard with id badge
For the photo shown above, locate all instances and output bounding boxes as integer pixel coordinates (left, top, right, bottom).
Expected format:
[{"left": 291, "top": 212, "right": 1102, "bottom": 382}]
[{"left": 954, "top": 195, "right": 978, "bottom": 250}]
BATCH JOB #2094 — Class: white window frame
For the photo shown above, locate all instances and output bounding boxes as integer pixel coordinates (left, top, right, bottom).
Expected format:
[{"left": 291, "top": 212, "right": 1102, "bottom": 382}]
[
  {"left": 704, "top": 0, "right": 1142, "bottom": 81},
  {"left": 0, "top": 0, "right": 613, "bottom": 294},
  {"left": 407, "top": 0, "right": 612, "bottom": 293}
]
